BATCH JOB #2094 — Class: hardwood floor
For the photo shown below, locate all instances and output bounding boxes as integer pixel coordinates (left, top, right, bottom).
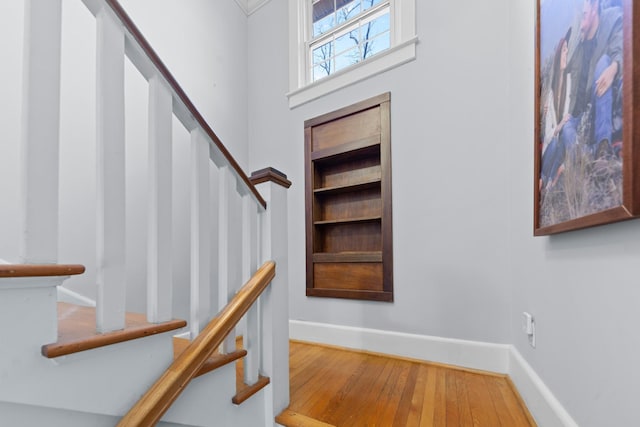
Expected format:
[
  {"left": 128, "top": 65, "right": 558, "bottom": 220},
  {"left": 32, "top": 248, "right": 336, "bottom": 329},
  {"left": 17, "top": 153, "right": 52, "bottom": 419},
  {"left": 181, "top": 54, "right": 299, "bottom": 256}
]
[{"left": 278, "top": 341, "right": 536, "bottom": 427}]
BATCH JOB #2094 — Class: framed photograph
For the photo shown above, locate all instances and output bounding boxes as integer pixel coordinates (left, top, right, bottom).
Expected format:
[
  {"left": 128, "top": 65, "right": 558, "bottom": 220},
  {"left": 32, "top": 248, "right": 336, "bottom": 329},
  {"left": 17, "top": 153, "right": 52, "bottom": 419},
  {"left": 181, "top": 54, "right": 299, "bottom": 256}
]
[{"left": 535, "top": 0, "right": 640, "bottom": 235}]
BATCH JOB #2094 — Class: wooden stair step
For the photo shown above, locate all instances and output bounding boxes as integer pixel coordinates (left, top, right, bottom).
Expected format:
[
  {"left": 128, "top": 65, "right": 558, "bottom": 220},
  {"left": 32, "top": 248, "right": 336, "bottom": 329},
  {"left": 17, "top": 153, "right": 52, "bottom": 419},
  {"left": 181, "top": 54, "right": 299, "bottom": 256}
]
[
  {"left": 276, "top": 409, "right": 336, "bottom": 427},
  {"left": 232, "top": 335, "right": 271, "bottom": 405},
  {"left": 232, "top": 375, "right": 270, "bottom": 405},
  {"left": 42, "top": 302, "right": 186, "bottom": 358},
  {"left": 173, "top": 337, "right": 247, "bottom": 378}
]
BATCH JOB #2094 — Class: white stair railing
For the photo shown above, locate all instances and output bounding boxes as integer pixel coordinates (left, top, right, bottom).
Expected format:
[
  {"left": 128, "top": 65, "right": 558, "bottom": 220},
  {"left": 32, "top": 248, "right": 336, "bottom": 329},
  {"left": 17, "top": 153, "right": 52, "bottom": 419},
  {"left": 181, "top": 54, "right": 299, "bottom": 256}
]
[{"left": 19, "top": 0, "right": 289, "bottom": 421}]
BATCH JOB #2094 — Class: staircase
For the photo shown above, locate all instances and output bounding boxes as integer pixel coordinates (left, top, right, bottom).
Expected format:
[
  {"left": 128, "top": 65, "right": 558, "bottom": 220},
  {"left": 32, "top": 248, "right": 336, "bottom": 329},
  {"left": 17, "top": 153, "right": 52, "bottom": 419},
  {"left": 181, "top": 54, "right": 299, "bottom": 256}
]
[{"left": 0, "top": 1, "right": 289, "bottom": 425}]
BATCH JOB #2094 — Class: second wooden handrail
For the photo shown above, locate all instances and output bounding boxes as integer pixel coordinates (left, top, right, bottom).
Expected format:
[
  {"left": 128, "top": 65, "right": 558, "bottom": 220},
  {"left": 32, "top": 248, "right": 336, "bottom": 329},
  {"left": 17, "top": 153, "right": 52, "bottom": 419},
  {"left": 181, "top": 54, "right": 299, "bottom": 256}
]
[{"left": 117, "top": 261, "right": 276, "bottom": 427}]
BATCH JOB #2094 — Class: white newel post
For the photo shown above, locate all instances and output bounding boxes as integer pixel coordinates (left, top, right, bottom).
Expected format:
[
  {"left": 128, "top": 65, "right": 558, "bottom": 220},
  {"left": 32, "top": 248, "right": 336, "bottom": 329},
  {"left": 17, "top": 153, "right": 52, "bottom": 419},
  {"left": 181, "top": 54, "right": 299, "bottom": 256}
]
[
  {"left": 251, "top": 168, "right": 291, "bottom": 420},
  {"left": 20, "top": 0, "right": 62, "bottom": 264},
  {"left": 147, "top": 75, "right": 173, "bottom": 323},
  {"left": 96, "top": 6, "right": 126, "bottom": 333},
  {"left": 190, "top": 129, "right": 211, "bottom": 338}
]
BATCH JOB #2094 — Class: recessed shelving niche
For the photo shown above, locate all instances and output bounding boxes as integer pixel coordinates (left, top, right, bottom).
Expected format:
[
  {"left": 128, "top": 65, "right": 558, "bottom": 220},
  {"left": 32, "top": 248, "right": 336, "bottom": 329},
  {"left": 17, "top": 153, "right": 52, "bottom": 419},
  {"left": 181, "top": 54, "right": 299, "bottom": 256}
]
[{"left": 304, "top": 93, "right": 393, "bottom": 302}]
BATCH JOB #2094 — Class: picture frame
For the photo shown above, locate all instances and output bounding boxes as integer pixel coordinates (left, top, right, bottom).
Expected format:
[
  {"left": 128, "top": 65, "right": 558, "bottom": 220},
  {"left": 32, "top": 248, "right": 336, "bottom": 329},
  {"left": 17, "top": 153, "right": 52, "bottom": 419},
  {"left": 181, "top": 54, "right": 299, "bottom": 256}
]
[{"left": 534, "top": 0, "right": 640, "bottom": 235}]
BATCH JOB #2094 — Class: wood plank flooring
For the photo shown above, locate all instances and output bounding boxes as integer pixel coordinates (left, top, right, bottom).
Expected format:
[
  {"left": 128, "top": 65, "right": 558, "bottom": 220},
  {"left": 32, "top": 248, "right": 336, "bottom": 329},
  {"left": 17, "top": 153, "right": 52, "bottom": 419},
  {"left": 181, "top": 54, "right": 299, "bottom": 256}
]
[{"left": 280, "top": 341, "right": 536, "bottom": 427}]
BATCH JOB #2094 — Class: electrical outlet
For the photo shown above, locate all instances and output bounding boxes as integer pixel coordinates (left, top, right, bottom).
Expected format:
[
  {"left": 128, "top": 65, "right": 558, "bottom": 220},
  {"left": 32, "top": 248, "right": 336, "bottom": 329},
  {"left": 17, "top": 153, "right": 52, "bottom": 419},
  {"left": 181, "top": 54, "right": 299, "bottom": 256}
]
[{"left": 522, "top": 312, "right": 536, "bottom": 348}]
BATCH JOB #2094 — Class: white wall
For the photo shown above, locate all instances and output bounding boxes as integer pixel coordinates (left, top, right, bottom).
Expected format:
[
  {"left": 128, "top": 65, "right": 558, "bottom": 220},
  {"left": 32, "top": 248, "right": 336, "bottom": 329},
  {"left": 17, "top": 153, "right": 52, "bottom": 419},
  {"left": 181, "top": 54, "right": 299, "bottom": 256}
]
[
  {"left": 247, "top": 0, "right": 640, "bottom": 425},
  {"left": 248, "top": 0, "right": 512, "bottom": 345},
  {"left": 119, "top": 0, "right": 250, "bottom": 169},
  {"left": 507, "top": 2, "right": 640, "bottom": 426}
]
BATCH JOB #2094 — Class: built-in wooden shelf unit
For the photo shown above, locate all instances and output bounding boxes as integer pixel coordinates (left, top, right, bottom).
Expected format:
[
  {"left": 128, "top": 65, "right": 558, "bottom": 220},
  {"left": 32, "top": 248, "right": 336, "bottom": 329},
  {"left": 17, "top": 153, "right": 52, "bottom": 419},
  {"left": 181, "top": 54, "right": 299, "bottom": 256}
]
[{"left": 304, "top": 93, "right": 393, "bottom": 302}]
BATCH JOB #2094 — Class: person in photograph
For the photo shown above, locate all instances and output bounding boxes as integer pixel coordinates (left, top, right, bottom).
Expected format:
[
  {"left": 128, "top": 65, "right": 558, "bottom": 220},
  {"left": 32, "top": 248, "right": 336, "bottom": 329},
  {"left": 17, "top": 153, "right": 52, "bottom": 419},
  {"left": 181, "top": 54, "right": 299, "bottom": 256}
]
[
  {"left": 560, "top": 0, "right": 622, "bottom": 158},
  {"left": 541, "top": 28, "right": 572, "bottom": 190}
]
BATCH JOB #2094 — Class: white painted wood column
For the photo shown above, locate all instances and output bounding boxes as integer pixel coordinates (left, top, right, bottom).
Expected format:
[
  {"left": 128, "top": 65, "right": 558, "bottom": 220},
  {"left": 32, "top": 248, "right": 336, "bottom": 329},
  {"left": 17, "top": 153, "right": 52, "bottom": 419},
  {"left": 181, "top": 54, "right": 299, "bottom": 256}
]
[
  {"left": 96, "top": 6, "right": 126, "bottom": 333},
  {"left": 20, "top": 0, "right": 62, "bottom": 264},
  {"left": 255, "top": 170, "right": 291, "bottom": 418},
  {"left": 242, "top": 194, "right": 259, "bottom": 384},
  {"left": 218, "top": 166, "right": 236, "bottom": 353},
  {"left": 190, "top": 129, "right": 210, "bottom": 338},
  {"left": 147, "top": 76, "right": 173, "bottom": 323}
]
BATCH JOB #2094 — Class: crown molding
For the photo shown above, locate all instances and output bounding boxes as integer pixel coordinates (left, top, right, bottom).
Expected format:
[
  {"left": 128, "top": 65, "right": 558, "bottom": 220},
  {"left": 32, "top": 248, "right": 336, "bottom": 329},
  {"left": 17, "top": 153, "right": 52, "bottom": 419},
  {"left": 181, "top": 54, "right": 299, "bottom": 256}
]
[{"left": 234, "top": 0, "right": 272, "bottom": 16}]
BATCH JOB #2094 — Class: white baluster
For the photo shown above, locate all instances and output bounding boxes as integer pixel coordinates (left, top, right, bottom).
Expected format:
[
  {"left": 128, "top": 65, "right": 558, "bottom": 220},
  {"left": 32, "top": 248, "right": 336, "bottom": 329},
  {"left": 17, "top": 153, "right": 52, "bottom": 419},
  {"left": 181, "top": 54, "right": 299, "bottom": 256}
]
[
  {"left": 147, "top": 76, "right": 173, "bottom": 323},
  {"left": 190, "top": 129, "right": 210, "bottom": 338},
  {"left": 20, "top": 0, "right": 62, "bottom": 264},
  {"left": 218, "top": 166, "right": 235, "bottom": 353},
  {"left": 96, "top": 6, "right": 126, "bottom": 333},
  {"left": 242, "top": 194, "right": 259, "bottom": 384}
]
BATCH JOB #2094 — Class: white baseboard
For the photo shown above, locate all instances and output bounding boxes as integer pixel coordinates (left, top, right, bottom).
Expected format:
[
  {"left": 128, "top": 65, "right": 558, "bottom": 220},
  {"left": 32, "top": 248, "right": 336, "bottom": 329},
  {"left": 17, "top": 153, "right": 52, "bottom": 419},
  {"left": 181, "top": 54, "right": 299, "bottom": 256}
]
[
  {"left": 289, "top": 320, "right": 510, "bottom": 373},
  {"left": 508, "top": 347, "right": 579, "bottom": 427},
  {"left": 289, "top": 319, "right": 578, "bottom": 427},
  {"left": 57, "top": 286, "right": 96, "bottom": 307}
]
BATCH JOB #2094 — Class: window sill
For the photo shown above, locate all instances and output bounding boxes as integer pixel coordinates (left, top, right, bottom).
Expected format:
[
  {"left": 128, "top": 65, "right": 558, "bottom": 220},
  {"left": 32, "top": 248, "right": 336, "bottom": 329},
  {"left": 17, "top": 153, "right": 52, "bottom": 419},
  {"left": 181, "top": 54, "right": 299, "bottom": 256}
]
[{"left": 287, "top": 36, "right": 418, "bottom": 109}]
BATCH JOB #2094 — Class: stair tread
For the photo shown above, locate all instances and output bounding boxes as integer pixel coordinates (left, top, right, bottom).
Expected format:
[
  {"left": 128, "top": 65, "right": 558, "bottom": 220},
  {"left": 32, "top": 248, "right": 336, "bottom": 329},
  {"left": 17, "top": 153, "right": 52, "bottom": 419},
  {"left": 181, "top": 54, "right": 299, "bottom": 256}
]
[
  {"left": 42, "top": 302, "right": 186, "bottom": 358},
  {"left": 173, "top": 337, "right": 247, "bottom": 378},
  {"left": 275, "top": 409, "right": 336, "bottom": 427},
  {"left": 0, "top": 264, "right": 85, "bottom": 278},
  {"left": 232, "top": 375, "right": 270, "bottom": 405}
]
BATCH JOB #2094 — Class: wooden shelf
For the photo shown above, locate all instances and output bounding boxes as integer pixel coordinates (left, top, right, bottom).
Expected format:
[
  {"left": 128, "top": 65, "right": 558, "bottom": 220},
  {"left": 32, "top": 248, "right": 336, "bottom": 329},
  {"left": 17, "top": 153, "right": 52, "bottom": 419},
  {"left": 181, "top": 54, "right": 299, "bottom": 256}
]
[
  {"left": 306, "top": 288, "right": 393, "bottom": 302},
  {"left": 314, "top": 216, "right": 381, "bottom": 226},
  {"left": 314, "top": 178, "right": 381, "bottom": 195},
  {"left": 310, "top": 136, "right": 380, "bottom": 162},
  {"left": 313, "top": 251, "right": 382, "bottom": 263}
]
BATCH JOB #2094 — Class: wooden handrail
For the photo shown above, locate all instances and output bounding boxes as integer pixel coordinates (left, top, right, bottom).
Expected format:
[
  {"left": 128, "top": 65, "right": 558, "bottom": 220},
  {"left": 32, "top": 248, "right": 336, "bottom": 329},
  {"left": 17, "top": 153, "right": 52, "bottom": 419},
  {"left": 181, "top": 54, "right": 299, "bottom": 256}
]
[
  {"left": 117, "top": 261, "right": 276, "bottom": 427},
  {"left": 101, "top": 0, "right": 266, "bottom": 210}
]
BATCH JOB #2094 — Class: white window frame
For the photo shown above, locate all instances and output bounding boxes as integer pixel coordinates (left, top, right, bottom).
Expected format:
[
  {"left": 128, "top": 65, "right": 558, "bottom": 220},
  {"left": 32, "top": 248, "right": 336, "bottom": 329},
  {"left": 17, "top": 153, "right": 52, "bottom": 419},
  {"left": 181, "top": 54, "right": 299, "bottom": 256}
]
[{"left": 288, "top": 0, "right": 417, "bottom": 108}]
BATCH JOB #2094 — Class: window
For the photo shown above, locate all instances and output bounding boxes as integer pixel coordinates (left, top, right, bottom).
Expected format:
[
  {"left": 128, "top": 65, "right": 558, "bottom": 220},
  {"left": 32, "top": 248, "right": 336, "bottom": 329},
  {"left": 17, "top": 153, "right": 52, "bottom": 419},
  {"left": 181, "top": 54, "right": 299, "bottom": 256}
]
[
  {"left": 288, "top": 0, "right": 417, "bottom": 108},
  {"left": 310, "top": 0, "right": 391, "bottom": 82}
]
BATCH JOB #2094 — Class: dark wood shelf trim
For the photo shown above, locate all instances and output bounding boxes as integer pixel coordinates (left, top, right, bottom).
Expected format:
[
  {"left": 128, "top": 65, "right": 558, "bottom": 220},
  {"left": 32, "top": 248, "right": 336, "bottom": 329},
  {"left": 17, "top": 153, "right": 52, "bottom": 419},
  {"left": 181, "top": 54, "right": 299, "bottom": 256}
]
[
  {"left": 232, "top": 375, "right": 271, "bottom": 405},
  {"left": 314, "top": 216, "right": 382, "bottom": 226},
  {"left": 313, "top": 252, "right": 382, "bottom": 263},
  {"left": 42, "top": 303, "right": 187, "bottom": 358},
  {"left": 0, "top": 264, "right": 85, "bottom": 278},
  {"left": 313, "top": 178, "right": 381, "bottom": 195},
  {"left": 311, "top": 135, "right": 380, "bottom": 161},
  {"left": 306, "top": 288, "right": 393, "bottom": 302},
  {"left": 304, "top": 92, "right": 390, "bottom": 128}
]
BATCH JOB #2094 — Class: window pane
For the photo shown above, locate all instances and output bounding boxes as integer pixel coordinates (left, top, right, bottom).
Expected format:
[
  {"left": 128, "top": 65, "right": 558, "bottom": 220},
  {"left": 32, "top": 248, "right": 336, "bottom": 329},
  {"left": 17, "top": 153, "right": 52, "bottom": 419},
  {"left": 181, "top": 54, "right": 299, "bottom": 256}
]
[
  {"left": 336, "top": 0, "right": 361, "bottom": 25},
  {"left": 335, "top": 30, "right": 359, "bottom": 55},
  {"left": 362, "top": 32, "right": 390, "bottom": 59},
  {"left": 335, "top": 47, "right": 360, "bottom": 72},
  {"left": 312, "top": 40, "right": 334, "bottom": 65},
  {"left": 362, "top": 12, "right": 390, "bottom": 41},
  {"left": 313, "top": 62, "right": 332, "bottom": 81},
  {"left": 312, "top": 0, "right": 335, "bottom": 23},
  {"left": 313, "top": 13, "right": 335, "bottom": 37},
  {"left": 362, "top": 0, "right": 384, "bottom": 11}
]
